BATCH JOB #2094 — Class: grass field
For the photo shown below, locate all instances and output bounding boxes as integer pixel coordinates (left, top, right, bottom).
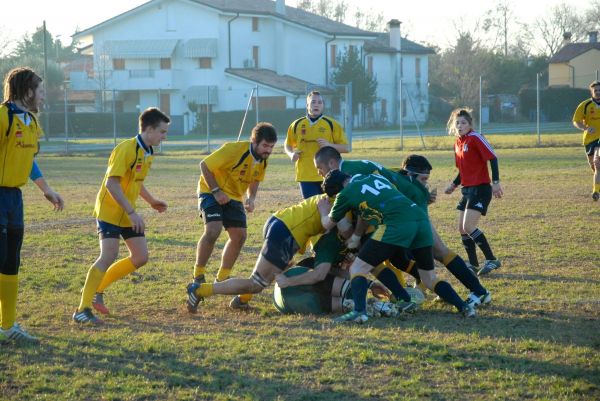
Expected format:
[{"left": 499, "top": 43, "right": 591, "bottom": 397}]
[{"left": 1, "top": 135, "right": 599, "bottom": 401}]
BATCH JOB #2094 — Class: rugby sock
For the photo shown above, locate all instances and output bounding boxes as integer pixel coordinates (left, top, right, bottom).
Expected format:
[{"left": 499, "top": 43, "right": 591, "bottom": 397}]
[
  {"left": 0, "top": 273, "right": 18, "bottom": 329},
  {"left": 78, "top": 266, "right": 105, "bottom": 311},
  {"left": 469, "top": 229, "right": 496, "bottom": 261},
  {"left": 594, "top": 183, "right": 600, "bottom": 192},
  {"left": 193, "top": 265, "right": 206, "bottom": 280},
  {"left": 216, "top": 267, "right": 231, "bottom": 282},
  {"left": 383, "top": 260, "right": 408, "bottom": 287},
  {"left": 374, "top": 267, "right": 411, "bottom": 302},
  {"left": 433, "top": 280, "right": 465, "bottom": 311},
  {"left": 350, "top": 275, "right": 369, "bottom": 313},
  {"left": 461, "top": 234, "right": 479, "bottom": 266},
  {"left": 96, "top": 258, "right": 136, "bottom": 293},
  {"left": 443, "top": 251, "right": 486, "bottom": 295},
  {"left": 196, "top": 283, "right": 214, "bottom": 298},
  {"left": 239, "top": 293, "right": 253, "bottom": 303}
]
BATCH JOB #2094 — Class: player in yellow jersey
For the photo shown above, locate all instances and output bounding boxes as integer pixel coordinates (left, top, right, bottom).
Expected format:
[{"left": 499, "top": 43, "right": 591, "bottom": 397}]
[
  {"left": 72, "top": 108, "right": 169, "bottom": 324},
  {"left": 0, "top": 67, "right": 64, "bottom": 344},
  {"left": 186, "top": 194, "right": 354, "bottom": 311},
  {"left": 187, "top": 123, "right": 277, "bottom": 312},
  {"left": 285, "top": 91, "right": 348, "bottom": 199},
  {"left": 573, "top": 81, "right": 600, "bottom": 201}
]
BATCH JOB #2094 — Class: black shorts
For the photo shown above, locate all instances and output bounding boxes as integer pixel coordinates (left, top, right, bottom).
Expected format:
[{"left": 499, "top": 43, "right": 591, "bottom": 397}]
[
  {"left": 584, "top": 139, "right": 600, "bottom": 156},
  {"left": 358, "top": 238, "right": 406, "bottom": 269},
  {"left": 456, "top": 184, "right": 492, "bottom": 216},
  {"left": 199, "top": 193, "right": 247, "bottom": 228},
  {"left": 97, "top": 220, "right": 145, "bottom": 240},
  {"left": 261, "top": 216, "right": 300, "bottom": 270}
]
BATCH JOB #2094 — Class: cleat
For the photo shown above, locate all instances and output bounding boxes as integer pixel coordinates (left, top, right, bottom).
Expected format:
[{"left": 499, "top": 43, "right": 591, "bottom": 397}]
[
  {"left": 465, "top": 291, "right": 492, "bottom": 308},
  {"left": 478, "top": 259, "right": 501, "bottom": 276},
  {"left": 466, "top": 263, "right": 479, "bottom": 274},
  {"left": 332, "top": 310, "right": 368, "bottom": 324},
  {"left": 92, "top": 292, "right": 110, "bottom": 315},
  {"left": 0, "top": 323, "right": 40, "bottom": 344},
  {"left": 186, "top": 282, "right": 202, "bottom": 313},
  {"left": 461, "top": 303, "right": 477, "bottom": 318},
  {"left": 593, "top": 192, "right": 600, "bottom": 201},
  {"left": 194, "top": 274, "right": 206, "bottom": 285},
  {"left": 229, "top": 295, "right": 250, "bottom": 310},
  {"left": 394, "top": 300, "right": 418, "bottom": 314},
  {"left": 72, "top": 308, "right": 104, "bottom": 325}
]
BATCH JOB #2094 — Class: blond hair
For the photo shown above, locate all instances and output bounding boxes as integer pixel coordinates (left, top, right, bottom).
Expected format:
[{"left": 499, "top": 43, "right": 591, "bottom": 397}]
[{"left": 447, "top": 108, "right": 474, "bottom": 136}]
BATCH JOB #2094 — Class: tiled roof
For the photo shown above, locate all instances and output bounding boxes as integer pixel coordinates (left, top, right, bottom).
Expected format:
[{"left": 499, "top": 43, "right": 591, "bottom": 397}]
[
  {"left": 549, "top": 42, "right": 600, "bottom": 63},
  {"left": 363, "top": 32, "right": 435, "bottom": 55},
  {"left": 225, "top": 68, "right": 332, "bottom": 95}
]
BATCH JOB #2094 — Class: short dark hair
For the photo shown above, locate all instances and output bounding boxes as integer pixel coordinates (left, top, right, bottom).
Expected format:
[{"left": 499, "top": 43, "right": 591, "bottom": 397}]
[
  {"left": 322, "top": 169, "right": 350, "bottom": 197},
  {"left": 401, "top": 154, "right": 432, "bottom": 175},
  {"left": 590, "top": 80, "right": 600, "bottom": 89},
  {"left": 314, "top": 146, "right": 341, "bottom": 164},
  {"left": 251, "top": 122, "right": 277, "bottom": 144},
  {"left": 3, "top": 67, "right": 43, "bottom": 112},
  {"left": 139, "top": 107, "right": 170, "bottom": 132}
]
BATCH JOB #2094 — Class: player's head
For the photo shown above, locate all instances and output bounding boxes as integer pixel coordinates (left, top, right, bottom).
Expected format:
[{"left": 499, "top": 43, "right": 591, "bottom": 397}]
[
  {"left": 447, "top": 108, "right": 473, "bottom": 137},
  {"left": 251, "top": 122, "right": 278, "bottom": 160},
  {"left": 3, "top": 67, "right": 44, "bottom": 113},
  {"left": 314, "top": 146, "right": 342, "bottom": 177},
  {"left": 401, "top": 154, "right": 432, "bottom": 184},
  {"left": 322, "top": 169, "right": 350, "bottom": 197},
  {"left": 139, "top": 107, "right": 170, "bottom": 146},
  {"left": 306, "top": 91, "right": 324, "bottom": 117},
  {"left": 590, "top": 81, "right": 600, "bottom": 100}
]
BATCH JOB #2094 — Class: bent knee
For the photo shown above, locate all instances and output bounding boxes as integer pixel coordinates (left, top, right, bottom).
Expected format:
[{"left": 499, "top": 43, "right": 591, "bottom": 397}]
[{"left": 130, "top": 253, "right": 149, "bottom": 267}]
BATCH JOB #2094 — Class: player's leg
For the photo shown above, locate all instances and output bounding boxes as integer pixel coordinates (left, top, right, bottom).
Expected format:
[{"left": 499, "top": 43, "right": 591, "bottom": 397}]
[
  {"left": 193, "top": 195, "right": 226, "bottom": 282},
  {"left": 215, "top": 199, "right": 247, "bottom": 282},
  {"left": 96, "top": 235, "right": 148, "bottom": 294},
  {"left": 462, "top": 186, "right": 499, "bottom": 275},
  {"left": 592, "top": 144, "right": 600, "bottom": 201},
  {"left": 457, "top": 192, "right": 479, "bottom": 269}
]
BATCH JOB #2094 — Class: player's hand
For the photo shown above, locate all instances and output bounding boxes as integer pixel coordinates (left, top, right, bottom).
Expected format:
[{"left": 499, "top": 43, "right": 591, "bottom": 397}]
[
  {"left": 150, "top": 199, "right": 168, "bottom": 213},
  {"left": 369, "top": 281, "right": 391, "bottom": 300},
  {"left": 317, "top": 138, "right": 332, "bottom": 148},
  {"left": 214, "top": 190, "right": 230, "bottom": 205},
  {"left": 129, "top": 212, "right": 145, "bottom": 234},
  {"left": 317, "top": 196, "right": 331, "bottom": 215},
  {"left": 244, "top": 198, "right": 255, "bottom": 213},
  {"left": 346, "top": 233, "right": 361, "bottom": 250},
  {"left": 492, "top": 182, "right": 503, "bottom": 199},
  {"left": 275, "top": 274, "right": 290, "bottom": 289},
  {"left": 291, "top": 150, "right": 301, "bottom": 162},
  {"left": 428, "top": 187, "right": 437, "bottom": 204},
  {"left": 444, "top": 183, "right": 456, "bottom": 194},
  {"left": 44, "top": 190, "right": 64, "bottom": 211}
]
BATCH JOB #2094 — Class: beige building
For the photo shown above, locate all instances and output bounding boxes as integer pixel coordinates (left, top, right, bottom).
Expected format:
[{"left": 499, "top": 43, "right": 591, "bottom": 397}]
[{"left": 549, "top": 31, "right": 600, "bottom": 88}]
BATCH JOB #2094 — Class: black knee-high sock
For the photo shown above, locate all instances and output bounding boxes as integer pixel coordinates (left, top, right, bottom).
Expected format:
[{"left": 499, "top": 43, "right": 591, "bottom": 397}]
[
  {"left": 350, "top": 275, "right": 369, "bottom": 313},
  {"left": 469, "top": 229, "right": 496, "bottom": 260},
  {"left": 434, "top": 281, "right": 466, "bottom": 311},
  {"left": 374, "top": 267, "right": 411, "bottom": 302},
  {"left": 444, "top": 253, "right": 486, "bottom": 295},
  {"left": 461, "top": 234, "right": 479, "bottom": 266}
]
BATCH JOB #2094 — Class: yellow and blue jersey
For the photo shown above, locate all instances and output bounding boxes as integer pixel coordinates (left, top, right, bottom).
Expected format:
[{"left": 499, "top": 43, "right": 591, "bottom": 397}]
[
  {"left": 573, "top": 99, "right": 600, "bottom": 145},
  {"left": 274, "top": 194, "right": 329, "bottom": 250},
  {"left": 285, "top": 115, "right": 346, "bottom": 182},
  {"left": 198, "top": 141, "right": 267, "bottom": 201},
  {"left": 94, "top": 135, "right": 154, "bottom": 227}
]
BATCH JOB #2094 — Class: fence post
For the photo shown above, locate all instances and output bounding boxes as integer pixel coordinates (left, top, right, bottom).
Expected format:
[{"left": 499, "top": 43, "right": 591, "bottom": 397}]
[
  {"left": 399, "top": 78, "right": 403, "bottom": 150},
  {"left": 345, "top": 82, "right": 352, "bottom": 151},
  {"left": 207, "top": 86, "right": 211, "bottom": 152},
  {"left": 64, "top": 80, "right": 69, "bottom": 154},
  {"left": 255, "top": 85, "right": 259, "bottom": 125},
  {"left": 112, "top": 89, "right": 117, "bottom": 148},
  {"left": 536, "top": 72, "right": 541, "bottom": 146},
  {"left": 479, "top": 76, "right": 482, "bottom": 134}
]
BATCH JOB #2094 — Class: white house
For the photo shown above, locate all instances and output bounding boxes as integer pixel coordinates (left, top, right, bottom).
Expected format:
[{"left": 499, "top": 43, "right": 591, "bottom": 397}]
[{"left": 71, "top": 0, "right": 434, "bottom": 133}]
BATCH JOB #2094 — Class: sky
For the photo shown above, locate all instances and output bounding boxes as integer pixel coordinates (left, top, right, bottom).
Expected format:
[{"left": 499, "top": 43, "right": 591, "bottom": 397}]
[{"left": 0, "top": 0, "right": 587, "bottom": 51}]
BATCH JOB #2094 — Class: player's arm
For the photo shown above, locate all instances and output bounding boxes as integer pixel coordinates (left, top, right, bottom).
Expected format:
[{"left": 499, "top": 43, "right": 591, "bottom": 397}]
[
  {"left": 317, "top": 120, "right": 349, "bottom": 153},
  {"left": 275, "top": 262, "right": 333, "bottom": 288},
  {"left": 140, "top": 185, "right": 167, "bottom": 213},
  {"left": 200, "top": 160, "right": 229, "bottom": 205},
  {"left": 244, "top": 181, "right": 259, "bottom": 212},
  {"left": 318, "top": 197, "right": 336, "bottom": 230},
  {"left": 346, "top": 216, "right": 368, "bottom": 249},
  {"left": 106, "top": 176, "right": 144, "bottom": 233},
  {"left": 284, "top": 124, "right": 301, "bottom": 162},
  {"left": 489, "top": 158, "right": 503, "bottom": 198},
  {"left": 445, "top": 173, "right": 461, "bottom": 194},
  {"left": 30, "top": 161, "right": 64, "bottom": 211}
]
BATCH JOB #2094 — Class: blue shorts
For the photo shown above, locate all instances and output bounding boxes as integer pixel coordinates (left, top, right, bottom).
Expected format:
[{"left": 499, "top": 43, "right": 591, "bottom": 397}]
[
  {"left": 585, "top": 139, "right": 600, "bottom": 156},
  {"left": 260, "top": 216, "right": 300, "bottom": 270},
  {"left": 97, "top": 220, "right": 145, "bottom": 240},
  {"left": 198, "top": 193, "right": 247, "bottom": 228},
  {"left": 299, "top": 181, "right": 323, "bottom": 199},
  {"left": 0, "top": 187, "right": 24, "bottom": 229}
]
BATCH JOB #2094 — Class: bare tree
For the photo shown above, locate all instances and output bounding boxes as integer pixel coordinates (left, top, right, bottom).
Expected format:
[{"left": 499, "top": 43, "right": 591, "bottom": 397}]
[{"left": 533, "top": 3, "right": 585, "bottom": 57}]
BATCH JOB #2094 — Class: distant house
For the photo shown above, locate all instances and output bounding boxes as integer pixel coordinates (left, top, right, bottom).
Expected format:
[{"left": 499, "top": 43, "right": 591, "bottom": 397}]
[
  {"left": 549, "top": 31, "right": 600, "bottom": 89},
  {"left": 70, "top": 0, "right": 434, "bottom": 133}
]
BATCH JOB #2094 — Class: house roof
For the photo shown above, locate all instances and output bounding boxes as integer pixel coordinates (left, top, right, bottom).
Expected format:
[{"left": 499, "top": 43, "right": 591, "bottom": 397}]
[
  {"left": 74, "top": 0, "right": 377, "bottom": 39},
  {"left": 550, "top": 42, "right": 600, "bottom": 63},
  {"left": 364, "top": 32, "right": 435, "bottom": 55},
  {"left": 225, "top": 68, "right": 332, "bottom": 95}
]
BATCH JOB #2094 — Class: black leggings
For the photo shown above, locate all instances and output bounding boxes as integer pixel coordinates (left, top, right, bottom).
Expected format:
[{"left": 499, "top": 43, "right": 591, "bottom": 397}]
[{"left": 0, "top": 226, "right": 24, "bottom": 275}]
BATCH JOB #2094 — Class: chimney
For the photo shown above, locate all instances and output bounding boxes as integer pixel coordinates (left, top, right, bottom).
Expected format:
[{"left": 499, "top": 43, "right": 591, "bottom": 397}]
[
  {"left": 388, "top": 19, "right": 401, "bottom": 51},
  {"left": 563, "top": 32, "right": 572, "bottom": 46},
  {"left": 276, "top": 0, "right": 286, "bottom": 15},
  {"left": 589, "top": 31, "right": 598, "bottom": 43}
]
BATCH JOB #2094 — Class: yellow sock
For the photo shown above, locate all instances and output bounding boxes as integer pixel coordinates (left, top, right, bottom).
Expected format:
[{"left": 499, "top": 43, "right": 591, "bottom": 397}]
[
  {"left": 193, "top": 265, "right": 206, "bottom": 280},
  {"left": 383, "top": 260, "right": 408, "bottom": 287},
  {"left": 96, "top": 258, "right": 136, "bottom": 293},
  {"left": 0, "top": 273, "right": 18, "bottom": 329},
  {"left": 239, "top": 293, "right": 253, "bottom": 303},
  {"left": 594, "top": 183, "right": 600, "bottom": 192},
  {"left": 197, "top": 283, "right": 214, "bottom": 298},
  {"left": 78, "top": 266, "right": 105, "bottom": 311},
  {"left": 216, "top": 268, "right": 231, "bottom": 282}
]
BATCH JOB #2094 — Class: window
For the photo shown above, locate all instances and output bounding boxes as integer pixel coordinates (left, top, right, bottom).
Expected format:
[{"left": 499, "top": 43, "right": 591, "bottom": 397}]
[
  {"left": 160, "top": 93, "right": 170, "bottom": 115},
  {"left": 330, "top": 44, "right": 337, "bottom": 68},
  {"left": 252, "top": 17, "right": 259, "bottom": 32},
  {"left": 113, "top": 58, "right": 125, "bottom": 70},
  {"left": 415, "top": 57, "right": 421, "bottom": 79},
  {"left": 160, "top": 58, "right": 171, "bottom": 70},
  {"left": 367, "top": 56, "right": 373, "bottom": 77},
  {"left": 252, "top": 46, "right": 259, "bottom": 68},
  {"left": 199, "top": 58, "right": 212, "bottom": 69}
]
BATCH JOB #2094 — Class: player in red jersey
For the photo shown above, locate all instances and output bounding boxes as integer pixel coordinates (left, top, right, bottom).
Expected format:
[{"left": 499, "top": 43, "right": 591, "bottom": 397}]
[{"left": 444, "top": 108, "right": 504, "bottom": 276}]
